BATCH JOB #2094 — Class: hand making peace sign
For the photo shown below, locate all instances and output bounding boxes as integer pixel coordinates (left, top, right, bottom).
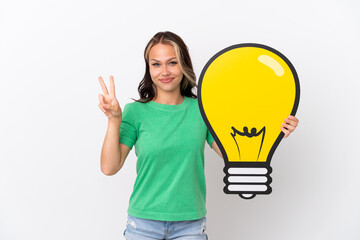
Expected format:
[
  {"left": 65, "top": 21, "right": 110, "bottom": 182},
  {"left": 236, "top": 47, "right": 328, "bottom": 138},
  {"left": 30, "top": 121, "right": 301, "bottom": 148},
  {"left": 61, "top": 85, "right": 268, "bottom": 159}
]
[{"left": 98, "top": 75, "right": 122, "bottom": 120}]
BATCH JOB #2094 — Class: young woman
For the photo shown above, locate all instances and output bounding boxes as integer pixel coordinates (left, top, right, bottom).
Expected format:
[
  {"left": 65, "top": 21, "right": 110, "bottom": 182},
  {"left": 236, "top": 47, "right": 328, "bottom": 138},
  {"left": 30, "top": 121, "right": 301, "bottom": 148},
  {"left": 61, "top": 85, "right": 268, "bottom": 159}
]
[{"left": 98, "top": 31, "right": 299, "bottom": 240}]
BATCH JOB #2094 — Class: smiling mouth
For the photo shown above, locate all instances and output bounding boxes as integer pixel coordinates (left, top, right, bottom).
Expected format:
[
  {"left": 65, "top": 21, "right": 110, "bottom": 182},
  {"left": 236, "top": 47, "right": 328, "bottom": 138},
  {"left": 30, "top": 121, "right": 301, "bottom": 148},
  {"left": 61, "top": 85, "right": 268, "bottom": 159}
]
[{"left": 160, "top": 78, "right": 173, "bottom": 83}]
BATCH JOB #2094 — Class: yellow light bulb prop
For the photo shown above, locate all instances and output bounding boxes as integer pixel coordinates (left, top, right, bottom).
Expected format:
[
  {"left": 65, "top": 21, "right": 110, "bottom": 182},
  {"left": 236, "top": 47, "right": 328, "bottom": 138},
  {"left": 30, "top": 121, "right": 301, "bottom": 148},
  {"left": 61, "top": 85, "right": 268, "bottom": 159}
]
[{"left": 198, "top": 44, "right": 300, "bottom": 199}]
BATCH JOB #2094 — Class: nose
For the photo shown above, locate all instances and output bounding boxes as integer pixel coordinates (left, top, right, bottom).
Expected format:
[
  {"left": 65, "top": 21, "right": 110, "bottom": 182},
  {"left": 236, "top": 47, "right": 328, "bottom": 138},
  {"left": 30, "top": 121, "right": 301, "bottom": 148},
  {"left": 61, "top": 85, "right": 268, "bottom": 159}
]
[{"left": 161, "top": 65, "right": 170, "bottom": 76}]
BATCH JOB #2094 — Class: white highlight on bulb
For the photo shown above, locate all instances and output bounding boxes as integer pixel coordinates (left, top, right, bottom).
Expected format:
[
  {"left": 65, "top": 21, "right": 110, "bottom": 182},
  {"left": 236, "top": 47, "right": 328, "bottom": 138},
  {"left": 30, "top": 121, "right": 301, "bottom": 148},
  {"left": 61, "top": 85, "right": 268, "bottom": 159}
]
[{"left": 258, "top": 55, "right": 284, "bottom": 77}]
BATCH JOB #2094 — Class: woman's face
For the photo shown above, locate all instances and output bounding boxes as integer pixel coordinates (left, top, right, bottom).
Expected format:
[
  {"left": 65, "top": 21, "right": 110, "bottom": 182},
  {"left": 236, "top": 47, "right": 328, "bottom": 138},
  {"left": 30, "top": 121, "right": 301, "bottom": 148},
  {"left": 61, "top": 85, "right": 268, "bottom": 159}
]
[{"left": 148, "top": 43, "right": 183, "bottom": 96}]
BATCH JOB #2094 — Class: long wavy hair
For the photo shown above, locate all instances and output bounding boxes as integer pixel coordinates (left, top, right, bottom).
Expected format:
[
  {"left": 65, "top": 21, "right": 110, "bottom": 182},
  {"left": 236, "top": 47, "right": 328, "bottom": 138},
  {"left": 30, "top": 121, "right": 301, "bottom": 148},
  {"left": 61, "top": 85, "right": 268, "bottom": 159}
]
[{"left": 132, "top": 31, "right": 197, "bottom": 103}]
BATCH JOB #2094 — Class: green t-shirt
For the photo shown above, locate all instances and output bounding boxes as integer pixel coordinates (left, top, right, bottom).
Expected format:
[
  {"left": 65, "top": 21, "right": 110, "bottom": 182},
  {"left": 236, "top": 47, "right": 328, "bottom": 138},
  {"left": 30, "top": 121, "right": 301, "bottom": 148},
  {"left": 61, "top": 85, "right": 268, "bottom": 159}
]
[{"left": 119, "top": 96, "right": 214, "bottom": 221}]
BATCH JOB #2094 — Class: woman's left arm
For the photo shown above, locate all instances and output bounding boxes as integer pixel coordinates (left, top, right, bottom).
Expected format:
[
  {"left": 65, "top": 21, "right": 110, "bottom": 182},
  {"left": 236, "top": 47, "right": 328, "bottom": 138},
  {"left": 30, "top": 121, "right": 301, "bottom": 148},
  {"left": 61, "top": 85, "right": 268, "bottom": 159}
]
[
  {"left": 211, "top": 141, "right": 223, "bottom": 159},
  {"left": 281, "top": 115, "right": 299, "bottom": 138}
]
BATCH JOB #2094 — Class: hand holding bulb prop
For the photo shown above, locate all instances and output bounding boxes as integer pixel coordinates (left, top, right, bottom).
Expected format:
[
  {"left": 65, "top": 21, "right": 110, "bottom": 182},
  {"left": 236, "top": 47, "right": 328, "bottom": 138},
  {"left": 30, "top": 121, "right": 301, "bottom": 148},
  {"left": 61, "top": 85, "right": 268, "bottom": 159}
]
[{"left": 198, "top": 44, "right": 300, "bottom": 199}]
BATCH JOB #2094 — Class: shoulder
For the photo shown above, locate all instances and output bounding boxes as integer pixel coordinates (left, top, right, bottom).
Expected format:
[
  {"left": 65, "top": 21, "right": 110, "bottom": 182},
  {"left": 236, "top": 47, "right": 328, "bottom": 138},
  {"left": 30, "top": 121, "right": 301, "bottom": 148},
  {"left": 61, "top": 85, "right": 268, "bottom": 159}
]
[
  {"left": 123, "top": 101, "right": 144, "bottom": 111},
  {"left": 186, "top": 96, "right": 198, "bottom": 106},
  {"left": 186, "top": 96, "right": 201, "bottom": 111},
  {"left": 185, "top": 97, "right": 203, "bottom": 119},
  {"left": 121, "top": 101, "right": 140, "bottom": 119}
]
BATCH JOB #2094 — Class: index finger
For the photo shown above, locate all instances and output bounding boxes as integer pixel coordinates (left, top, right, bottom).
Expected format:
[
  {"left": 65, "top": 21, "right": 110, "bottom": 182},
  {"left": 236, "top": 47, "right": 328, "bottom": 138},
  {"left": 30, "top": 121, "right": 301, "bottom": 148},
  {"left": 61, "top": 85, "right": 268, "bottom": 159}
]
[
  {"left": 109, "top": 75, "right": 116, "bottom": 97},
  {"left": 98, "top": 76, "right": 109, "bottom": 95},
  {"left": 288, "top": 115, "right": 299, "bottom": 122}
]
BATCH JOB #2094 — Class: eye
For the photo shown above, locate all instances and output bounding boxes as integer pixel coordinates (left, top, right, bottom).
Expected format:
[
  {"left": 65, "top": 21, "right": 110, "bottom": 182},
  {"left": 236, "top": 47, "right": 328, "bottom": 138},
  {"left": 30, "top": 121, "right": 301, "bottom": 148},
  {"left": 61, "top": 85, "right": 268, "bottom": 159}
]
[
  {"left": 169, "top": 61, "right": 178, "bottom": 65},
  {"left": 152, "top": 63, "right": 160, "bottom": 67}
]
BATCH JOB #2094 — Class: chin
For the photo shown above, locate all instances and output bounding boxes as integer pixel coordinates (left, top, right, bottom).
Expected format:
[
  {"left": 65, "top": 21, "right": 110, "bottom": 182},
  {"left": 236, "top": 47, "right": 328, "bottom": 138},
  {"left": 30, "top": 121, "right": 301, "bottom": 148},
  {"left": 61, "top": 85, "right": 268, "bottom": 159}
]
[
  {"left": 157, "top": 85, "right": 180, "bottom": 92},
  {"left": 157, "top": 82, "right": 181, "bottom": 91},
  {"left": 160, "top": 88, "right": 180, "bottom": 93}
]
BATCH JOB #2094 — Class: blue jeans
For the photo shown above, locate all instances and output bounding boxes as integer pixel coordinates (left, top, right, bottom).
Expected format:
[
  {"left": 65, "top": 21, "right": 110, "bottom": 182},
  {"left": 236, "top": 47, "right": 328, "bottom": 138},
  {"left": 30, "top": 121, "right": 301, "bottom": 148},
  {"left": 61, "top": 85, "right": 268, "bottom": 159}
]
[{"left": 123, "top": 214, "right": 208, "bottom": 240}]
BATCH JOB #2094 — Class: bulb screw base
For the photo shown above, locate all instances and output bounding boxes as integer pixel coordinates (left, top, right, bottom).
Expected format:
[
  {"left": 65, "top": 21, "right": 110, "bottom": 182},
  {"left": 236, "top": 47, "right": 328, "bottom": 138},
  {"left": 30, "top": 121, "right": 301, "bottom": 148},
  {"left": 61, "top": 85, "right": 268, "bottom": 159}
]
[{"left": 223, "top": 163, "right": 272, "bottom": 199}]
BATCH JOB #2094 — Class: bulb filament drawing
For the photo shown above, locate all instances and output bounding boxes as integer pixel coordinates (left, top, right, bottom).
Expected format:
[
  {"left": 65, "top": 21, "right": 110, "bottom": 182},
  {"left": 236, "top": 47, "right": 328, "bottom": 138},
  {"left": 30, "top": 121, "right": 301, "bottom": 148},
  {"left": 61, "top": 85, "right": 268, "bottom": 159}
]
[{"left": 231, "top": 126, "right": 266, "bottom": 161}]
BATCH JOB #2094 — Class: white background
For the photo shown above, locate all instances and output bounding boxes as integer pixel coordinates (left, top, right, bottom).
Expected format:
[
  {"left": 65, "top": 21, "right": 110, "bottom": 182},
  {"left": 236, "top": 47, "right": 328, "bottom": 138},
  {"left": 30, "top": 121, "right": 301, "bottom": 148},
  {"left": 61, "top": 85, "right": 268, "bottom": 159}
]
[{"left": 1, "top": 0, "right": 359, "bottom": 239}]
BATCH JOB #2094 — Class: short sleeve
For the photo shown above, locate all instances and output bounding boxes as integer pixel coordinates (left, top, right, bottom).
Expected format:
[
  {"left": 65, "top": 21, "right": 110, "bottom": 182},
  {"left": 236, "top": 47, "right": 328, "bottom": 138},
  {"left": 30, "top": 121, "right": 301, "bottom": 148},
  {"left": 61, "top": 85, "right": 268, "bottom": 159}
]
[
  {"left": 206, "top": 128, "right": 215, "bottom": 148},
  {"left": 119, "top": 103, "right": 137, "bottom": 149}
]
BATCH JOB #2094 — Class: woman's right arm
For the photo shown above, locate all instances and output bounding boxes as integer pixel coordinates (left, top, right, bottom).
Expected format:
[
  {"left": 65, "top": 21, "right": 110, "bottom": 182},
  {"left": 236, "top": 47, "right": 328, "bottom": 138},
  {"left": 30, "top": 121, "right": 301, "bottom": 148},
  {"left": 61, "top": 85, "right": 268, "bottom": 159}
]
[
  {"left": 98, "top": 76, "right": 131, "bottom": 175},
  {"left": 100, "top": 118, "right": 131, "bottom": 175}
]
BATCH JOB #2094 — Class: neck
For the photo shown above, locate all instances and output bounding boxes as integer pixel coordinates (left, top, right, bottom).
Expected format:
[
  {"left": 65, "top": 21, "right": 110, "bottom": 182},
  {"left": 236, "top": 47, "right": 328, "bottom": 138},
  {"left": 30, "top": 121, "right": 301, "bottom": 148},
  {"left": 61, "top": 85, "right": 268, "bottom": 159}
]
[{"left": 153, "top": 92, "right": 184, "bottom": 105}]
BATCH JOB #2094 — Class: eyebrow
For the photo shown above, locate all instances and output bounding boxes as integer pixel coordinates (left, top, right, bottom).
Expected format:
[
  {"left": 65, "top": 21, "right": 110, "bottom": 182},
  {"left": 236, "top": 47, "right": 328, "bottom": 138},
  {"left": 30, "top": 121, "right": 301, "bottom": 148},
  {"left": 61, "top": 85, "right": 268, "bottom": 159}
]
[{"left": 150, "top": 57, "right": 177, "bottom": 62}]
